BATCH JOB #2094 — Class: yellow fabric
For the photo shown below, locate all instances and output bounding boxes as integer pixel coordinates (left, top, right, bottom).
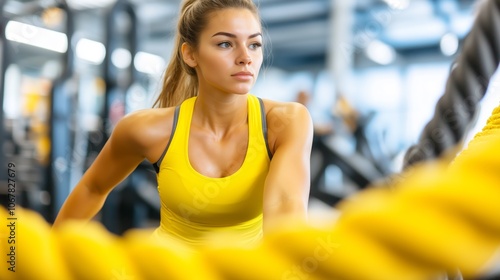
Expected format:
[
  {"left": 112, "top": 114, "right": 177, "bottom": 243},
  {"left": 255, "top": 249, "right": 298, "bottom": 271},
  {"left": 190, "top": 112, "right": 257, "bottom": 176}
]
[{"left": 154, "top": 94, "right": 271, "bottom": 247}]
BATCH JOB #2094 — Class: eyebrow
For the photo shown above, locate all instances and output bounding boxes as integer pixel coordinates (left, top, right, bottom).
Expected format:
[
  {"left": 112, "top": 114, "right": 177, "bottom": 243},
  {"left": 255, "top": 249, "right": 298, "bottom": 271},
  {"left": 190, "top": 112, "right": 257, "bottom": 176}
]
[{"left": 212, "top": 32, "right": 262, "bottom": 39}]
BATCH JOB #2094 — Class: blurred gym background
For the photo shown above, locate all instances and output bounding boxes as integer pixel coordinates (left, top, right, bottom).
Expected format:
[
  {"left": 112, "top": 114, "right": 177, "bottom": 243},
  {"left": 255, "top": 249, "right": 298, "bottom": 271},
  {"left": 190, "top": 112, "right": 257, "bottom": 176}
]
[{"left": 1, "top": 0, "right": 498, "bottom": 234}]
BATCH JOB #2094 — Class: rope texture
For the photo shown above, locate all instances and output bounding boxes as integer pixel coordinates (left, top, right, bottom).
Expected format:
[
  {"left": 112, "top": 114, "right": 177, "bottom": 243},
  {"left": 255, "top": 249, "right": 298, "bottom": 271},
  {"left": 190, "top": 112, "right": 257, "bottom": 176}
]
[
  {"left": 403, "top": 0, "right": 500, "bottom": 169},
  {"left": 2, "top": 105, "right": 500, "bottom": 279}
]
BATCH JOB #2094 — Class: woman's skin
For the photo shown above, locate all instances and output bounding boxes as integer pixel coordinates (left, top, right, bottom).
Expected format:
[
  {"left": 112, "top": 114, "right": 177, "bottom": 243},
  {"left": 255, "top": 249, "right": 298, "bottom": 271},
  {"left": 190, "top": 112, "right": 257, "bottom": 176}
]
[{"left": 54, "top": 8, "right": 314, "bottom": 234}]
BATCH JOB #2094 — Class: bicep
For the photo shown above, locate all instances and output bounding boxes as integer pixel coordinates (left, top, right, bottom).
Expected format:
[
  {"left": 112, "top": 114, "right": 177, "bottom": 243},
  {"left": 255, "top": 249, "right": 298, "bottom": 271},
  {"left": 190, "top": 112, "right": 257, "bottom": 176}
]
[{"left": 264, "top": 103, "right": 314, "bottom": 215}]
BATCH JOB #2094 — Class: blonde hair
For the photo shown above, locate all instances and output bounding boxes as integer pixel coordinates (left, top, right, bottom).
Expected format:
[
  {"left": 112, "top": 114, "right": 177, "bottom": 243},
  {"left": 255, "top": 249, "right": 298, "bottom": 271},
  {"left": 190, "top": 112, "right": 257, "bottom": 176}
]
[{"left": 153, "top": 0, "right": 260, "bottom": 108}]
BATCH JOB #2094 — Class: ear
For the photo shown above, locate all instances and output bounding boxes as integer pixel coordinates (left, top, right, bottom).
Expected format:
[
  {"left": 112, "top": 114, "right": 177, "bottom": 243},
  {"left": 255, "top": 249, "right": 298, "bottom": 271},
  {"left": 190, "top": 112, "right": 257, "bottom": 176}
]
[{"left": 181, "top": 42, "right": 197, "bottom": 68}]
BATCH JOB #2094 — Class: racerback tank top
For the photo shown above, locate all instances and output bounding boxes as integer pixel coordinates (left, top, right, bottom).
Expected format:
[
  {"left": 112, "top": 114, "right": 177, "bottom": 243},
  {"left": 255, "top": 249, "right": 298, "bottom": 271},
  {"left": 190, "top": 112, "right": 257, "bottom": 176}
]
[{"left": 152, "top": 94, "right": 271, "bottom": 247}]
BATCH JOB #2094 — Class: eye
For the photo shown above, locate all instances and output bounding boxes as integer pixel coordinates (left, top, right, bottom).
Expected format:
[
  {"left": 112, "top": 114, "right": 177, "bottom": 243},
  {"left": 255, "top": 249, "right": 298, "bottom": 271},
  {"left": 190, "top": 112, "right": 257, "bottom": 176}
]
[
  {"left": 249, "top": 42, "right": 262, "bottom": 50},
  {"left": 218, "top": 42, "right": 232, "bottom": 48}
]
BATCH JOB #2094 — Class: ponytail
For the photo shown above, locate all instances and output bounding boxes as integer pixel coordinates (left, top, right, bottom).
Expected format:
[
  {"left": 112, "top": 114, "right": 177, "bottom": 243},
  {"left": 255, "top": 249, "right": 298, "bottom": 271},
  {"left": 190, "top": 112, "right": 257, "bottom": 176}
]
[{"left": 153, "top": 35, "right": 198, "bottom": 108}]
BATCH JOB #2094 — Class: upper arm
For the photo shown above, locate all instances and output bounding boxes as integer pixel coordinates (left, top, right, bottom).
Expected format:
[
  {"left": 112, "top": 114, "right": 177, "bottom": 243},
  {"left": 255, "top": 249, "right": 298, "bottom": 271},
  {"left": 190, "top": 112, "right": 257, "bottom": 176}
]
[
  {"left": 263, "top": 102, "right": 314, "bottom": 218},
  {"left": 79, "top": 112, "right": 152, "bottom": 196}
]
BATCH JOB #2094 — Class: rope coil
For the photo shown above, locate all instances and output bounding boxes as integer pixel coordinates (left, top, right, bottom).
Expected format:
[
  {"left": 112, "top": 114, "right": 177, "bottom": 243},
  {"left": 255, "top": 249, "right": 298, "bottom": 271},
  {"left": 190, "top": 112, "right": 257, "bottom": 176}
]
[
  {"left": 3, "top": 111, "right": 500, "bottom": 279},
  {"left": 2, "top": 128, "right": 500, "bottom": 279},
  {"left": 2, "top": 2, "right": 500, "bottom": 279},
  {"left": 403, "top": 0, "right": 500, "bottom": 169}
]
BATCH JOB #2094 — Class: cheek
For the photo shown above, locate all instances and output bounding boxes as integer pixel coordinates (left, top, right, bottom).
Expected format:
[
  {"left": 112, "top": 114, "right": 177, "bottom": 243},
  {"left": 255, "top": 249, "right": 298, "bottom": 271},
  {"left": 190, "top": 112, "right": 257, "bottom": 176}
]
[
  {"left": 251, "top": 50, "right": 263, "bottom": 64},
  {"left": 209, "top": 55, "right": 232, "bottom": 70},
  {"left": 199, "top": 54, "right": 226, "bottom": 75},
  {"left": 253, "top": 56, "right": 263, "bottom": 72}
]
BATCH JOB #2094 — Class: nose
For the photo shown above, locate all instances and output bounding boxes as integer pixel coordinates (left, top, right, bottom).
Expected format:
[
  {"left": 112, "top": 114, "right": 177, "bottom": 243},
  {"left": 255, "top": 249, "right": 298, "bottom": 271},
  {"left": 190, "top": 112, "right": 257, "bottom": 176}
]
[{"left": 237, "top": 47, "right": 252, "bottom": 65}]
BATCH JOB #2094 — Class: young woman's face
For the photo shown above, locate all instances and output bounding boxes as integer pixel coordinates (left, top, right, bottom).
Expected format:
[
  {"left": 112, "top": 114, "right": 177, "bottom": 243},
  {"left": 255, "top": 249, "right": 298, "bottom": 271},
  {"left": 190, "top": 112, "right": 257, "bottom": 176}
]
[{"left": 190, "top": 8, "right": 263, "bottom": 96}]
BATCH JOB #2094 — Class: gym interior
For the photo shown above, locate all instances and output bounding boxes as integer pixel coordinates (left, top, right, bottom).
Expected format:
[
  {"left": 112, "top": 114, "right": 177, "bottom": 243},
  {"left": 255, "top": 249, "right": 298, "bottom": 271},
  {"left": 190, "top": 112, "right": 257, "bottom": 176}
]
[{"left": 1, "top": 0, "right": 499, "bottom": 279}]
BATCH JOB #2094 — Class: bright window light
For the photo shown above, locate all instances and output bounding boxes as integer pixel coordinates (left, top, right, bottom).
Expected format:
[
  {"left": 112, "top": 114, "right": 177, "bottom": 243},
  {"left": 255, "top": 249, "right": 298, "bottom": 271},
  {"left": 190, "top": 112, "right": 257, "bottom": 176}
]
[
  {"left": 383, "top": 0, "right": 410, "bottom": 10},
  {"left": 365, "top": 40, "right": 396, "bottom": 65},
  {"left": 66, "top": 0, "right": 117, "bottom": 10},
  {"left": 5, "top": 20, "right": 68, "bottom": 53},
  {"left": 111, "top": 48, "right": 132, "bottom": 69},
  {"left": 440, "top": 33, "right": 459, "bottom": 56},
  {"left": 75, "top": 38, "right": 106, "bottom": 65},
  {"left": 134, "top": 52, "right": 166, "bottom": 76}
]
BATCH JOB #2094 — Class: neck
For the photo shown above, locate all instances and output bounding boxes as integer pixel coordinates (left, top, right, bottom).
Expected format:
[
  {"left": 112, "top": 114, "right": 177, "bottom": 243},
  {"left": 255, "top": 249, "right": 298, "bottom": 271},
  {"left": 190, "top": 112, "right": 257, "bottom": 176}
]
[{"left": 192, "top": 93, "right": 249, "bottom": 136}]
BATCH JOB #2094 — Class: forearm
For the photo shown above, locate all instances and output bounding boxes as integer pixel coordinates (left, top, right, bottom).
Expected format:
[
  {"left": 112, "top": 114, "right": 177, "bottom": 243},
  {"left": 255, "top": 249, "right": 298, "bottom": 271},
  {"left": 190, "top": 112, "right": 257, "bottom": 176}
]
[
  {"left": 52, "top": 183, "right": 108, "bottom": 228},
  {"left": 263, "top": 201, "right": 308, "bottom": 234}
]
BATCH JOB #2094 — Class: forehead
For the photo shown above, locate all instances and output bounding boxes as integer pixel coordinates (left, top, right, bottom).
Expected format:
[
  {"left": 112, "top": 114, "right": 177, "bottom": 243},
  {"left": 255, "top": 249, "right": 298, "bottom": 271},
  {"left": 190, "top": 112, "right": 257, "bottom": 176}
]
[{"left": 203, "top": 8, "right": 261, "bottom": 37}]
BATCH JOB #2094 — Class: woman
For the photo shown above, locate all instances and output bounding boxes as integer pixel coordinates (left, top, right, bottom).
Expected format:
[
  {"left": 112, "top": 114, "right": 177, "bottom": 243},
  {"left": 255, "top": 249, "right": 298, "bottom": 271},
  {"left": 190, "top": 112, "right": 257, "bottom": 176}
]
[{"left": 54, "top": 0, "right": 314, "bottom": 247}]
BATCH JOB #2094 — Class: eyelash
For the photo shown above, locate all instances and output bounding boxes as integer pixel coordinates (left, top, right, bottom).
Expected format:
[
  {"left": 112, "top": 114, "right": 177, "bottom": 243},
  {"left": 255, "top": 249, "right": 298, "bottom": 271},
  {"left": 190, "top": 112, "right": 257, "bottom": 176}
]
[
  {"left": 250, "top": 42, "right": 262, "bottom": 50},
  {"left": 217, "top": 42, "right": 262, "bottom": 50},
  {"left": 218, "top": 42, "right": 232, "bottom": 48}
]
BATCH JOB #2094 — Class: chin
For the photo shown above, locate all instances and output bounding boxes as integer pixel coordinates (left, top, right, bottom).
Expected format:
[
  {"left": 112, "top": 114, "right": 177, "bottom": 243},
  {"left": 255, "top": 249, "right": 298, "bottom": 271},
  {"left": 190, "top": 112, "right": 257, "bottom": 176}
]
[
  {"left": 226, "top": 87, "right": 253, "bottom": 95},
  {"left": 234, "top": 90, "right": 251, "bottom": 95},
  {"left": 236, "top": 91, "right": 253, "bottom": 96}
]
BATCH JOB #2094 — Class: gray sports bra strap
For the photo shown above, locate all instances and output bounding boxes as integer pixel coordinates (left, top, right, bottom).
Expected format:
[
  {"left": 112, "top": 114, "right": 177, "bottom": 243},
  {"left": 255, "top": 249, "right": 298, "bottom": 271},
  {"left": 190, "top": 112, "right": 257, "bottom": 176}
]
[
  {"left": 153, "top": 106, "right": 180, "bottom": 173},
  {"left": 258, "top": 97, "right": 273, "bottom": 159}
]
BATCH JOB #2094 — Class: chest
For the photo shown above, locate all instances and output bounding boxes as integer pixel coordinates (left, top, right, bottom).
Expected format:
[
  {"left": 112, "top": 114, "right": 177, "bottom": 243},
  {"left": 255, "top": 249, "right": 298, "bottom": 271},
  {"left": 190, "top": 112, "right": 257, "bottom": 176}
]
[
  {"left": 157, "top": 121, "right": 270, "bottom": 223},
  {"left": 188, "top": 126, "right": 250, "bottom": 178}
]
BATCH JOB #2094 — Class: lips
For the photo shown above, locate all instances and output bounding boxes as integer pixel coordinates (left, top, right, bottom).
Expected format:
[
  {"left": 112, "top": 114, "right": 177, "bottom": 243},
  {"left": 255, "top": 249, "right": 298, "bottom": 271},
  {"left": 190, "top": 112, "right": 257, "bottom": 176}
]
[{"left": 232, "top": 71, "right": 253, "bottom": 77}]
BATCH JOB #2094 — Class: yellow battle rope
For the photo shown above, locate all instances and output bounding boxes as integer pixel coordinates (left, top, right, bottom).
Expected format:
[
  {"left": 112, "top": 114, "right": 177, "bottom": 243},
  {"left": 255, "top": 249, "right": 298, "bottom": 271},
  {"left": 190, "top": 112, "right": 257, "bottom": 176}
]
[{"left": 1, "top": 105, "right": 500, "bottom": 280}]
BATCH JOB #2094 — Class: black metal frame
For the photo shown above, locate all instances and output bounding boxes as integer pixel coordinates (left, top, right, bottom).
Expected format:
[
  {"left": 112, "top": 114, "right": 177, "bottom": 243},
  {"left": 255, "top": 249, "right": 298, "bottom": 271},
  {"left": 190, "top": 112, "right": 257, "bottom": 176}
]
[
  {"left": 46, "top": 0, "right": 75, "bottom": 221},
  {"left": 0, "top": 0, "right": 9, "bottom": 181},
  {"left": 99, "top": 0, "right": 157, "bottom": 235}
]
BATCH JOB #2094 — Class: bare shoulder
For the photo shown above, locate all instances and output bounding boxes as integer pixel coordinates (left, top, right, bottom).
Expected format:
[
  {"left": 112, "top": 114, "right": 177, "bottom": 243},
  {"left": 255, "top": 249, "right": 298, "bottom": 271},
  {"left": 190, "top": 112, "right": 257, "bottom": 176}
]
[
  {"left": 261, "top": 99, "right": 310, "bottom": 119},
  {"left": 111, "top": 107, "right": 176, "bottom": 161},
  {"left": 260, "top": 99, "right": 313, "bottom": 152}
]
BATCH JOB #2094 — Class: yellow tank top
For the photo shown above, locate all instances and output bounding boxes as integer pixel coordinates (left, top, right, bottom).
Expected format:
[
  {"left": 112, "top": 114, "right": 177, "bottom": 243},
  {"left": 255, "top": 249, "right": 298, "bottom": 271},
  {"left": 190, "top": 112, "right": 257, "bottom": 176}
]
[{"left": 153, "top": 94, "right": 271, "bottom": 247}]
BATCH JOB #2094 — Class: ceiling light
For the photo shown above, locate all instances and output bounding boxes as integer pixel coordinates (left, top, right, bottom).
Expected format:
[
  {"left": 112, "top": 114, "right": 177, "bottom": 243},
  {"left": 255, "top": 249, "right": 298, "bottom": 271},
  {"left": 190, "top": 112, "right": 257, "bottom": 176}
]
[
  {"left": 76, "top": 38, "right": 106, "bottom": 65},
  {"left": 440, "top": 33, "right": 459, "bottom": 56},
  {"left": 134, "top": 52, "right": 166, "bottom": 76},
  {"left": 383, "top": 0, "right": 411, "bottom": 10},
  {"left": 5, "top": 20, "right": 68, "bottom": 53},
  {"left": 66, "top": 0, "right": 117, "bottom": 10},
  {"left": 365, "top": 40, "right": 396, "bottom": 65},
  {"left": 111, "top": 48, "right": 132, "bottom": 69}
]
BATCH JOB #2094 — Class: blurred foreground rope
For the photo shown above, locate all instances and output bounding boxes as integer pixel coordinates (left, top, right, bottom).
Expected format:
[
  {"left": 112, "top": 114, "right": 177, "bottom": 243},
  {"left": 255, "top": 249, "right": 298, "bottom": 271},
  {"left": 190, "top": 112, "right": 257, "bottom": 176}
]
[
  {"left": 2, "top": 1, "right": 500, "bottom": 275},
  {"left": 403, "top": 0, "right": 500, "bottom": 169},
  {"left": 2, "top": 106, "right": 500, "bottom": 279}
]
